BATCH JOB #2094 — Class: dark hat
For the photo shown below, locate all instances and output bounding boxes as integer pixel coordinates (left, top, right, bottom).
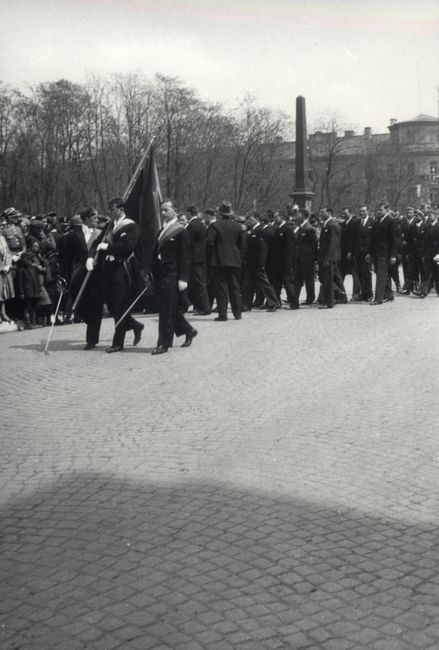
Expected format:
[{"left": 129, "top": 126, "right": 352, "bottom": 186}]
[
  {"left": 218, "top": 201, "right": 234, "bottom": 217},
  {"left": 204, "top": 208, "right": 215, "bottom": 216},
  {"left": 108, "top": 197, "right": 126, "bottom": 209},
  {"left": 2, "top": 206, "right": 21, "bottom": 219},
  {"left": 70, "top": 215, "right": 83, "bottom": 227},
  {"left": 45, "top": 211, "right": 57, "bottom": 218},
  {"left": 29, "top": 220, "right": 44, "bottom": 229},
  {"left": 80, "top": 207, "right": 97, "bottom": 221}
]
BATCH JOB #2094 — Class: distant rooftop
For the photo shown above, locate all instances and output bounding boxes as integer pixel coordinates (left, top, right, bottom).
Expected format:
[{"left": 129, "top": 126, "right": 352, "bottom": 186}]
[
  {"left": 389, "top": 114, "right": 438, "bottom": 128},
  {"left": 409, "top": 114, "right": 438, "bottom": 122}
]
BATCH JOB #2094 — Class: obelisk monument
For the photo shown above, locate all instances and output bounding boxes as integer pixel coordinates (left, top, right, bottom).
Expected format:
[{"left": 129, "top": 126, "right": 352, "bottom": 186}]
[{"left": 290, "top": 95, "right": 314, "bottom": 210}]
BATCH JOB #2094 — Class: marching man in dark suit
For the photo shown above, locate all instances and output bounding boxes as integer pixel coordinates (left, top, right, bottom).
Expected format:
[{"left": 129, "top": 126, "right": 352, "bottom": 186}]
[
  {"left": 60, "top": 207, "right": 104, "bottom": 349},
  {"left": 151, "top": 199, "right": 197, "bottom": 355},
  {"left": 294, "top": 208, "right": 318, "bottom": 306},
  {"left": 242, "top": 214, "right": 279, "bottom": 312},
  {"left": 318, "top": 207, "right": 339, "bottom": 309},
  {"left": 206, "top": 201, "right": 244, "bottom": 321},
  {"left": 352, "top": 206, "right": 374, "bottom": 302},
  {"left": 88, "top": 197, "right": 144, "bottom": 352},
  {"left": 368, "top": 202, "right": 397, "bottom": 305},
  {"left": 186, "top": 205, "right": 211, "bottom": 315}
]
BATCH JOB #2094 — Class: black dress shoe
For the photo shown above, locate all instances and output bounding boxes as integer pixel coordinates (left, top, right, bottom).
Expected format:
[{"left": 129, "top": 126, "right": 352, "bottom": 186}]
[
  {"left": 267, "top": 304, "right": 278, "bottom": 312},
  {"left": 214, "top": 316, "right": 228, "bottom": 321},
  {"left": 151, "top": 346, "right": 168, "bottom": 355},
  {"left": 133, "top": 322, "right": 144, "bottom": 346},
  {"left": 318, "top": 305, "right": 334, "bottom": 309},
  {"left": 106, "top": 345, "right": 123, "bottom": 353},
  {"left": 83, "top": 343, "right": 96, "bottom": 350},
  {"left": 181, "top": 328, "right": 198, "bottom": 347}
]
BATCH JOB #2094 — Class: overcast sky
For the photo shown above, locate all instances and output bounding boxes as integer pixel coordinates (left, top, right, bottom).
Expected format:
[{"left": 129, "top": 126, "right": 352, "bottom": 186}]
[{"left": 1, "top": 0, "right": 438, "bottom": 134}]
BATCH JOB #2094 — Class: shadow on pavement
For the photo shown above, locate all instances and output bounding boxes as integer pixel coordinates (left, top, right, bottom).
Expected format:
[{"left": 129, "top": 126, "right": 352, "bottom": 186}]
[
  {"left": 9, "top": 342, "right": 158, "bottom": 354},
  {"left": 1, "top": 475, "right": 438, "bottom": 650}
]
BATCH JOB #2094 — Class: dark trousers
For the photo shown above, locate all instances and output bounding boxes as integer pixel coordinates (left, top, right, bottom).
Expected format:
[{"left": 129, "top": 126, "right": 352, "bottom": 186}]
[
  {"left": 340, "top": 258, "right": 361, "bottom": 299},
  {"left": 389, "top": 259, "right": 401, "bottom": 290},
  {"left": 76, "top": 274, "right": 104, "bottom": 345},
  {"left": 104, "top": 262, "right": 141, "bottom": 348},
  {"left": 294, "top": 260, "right": 315, "bottom": 304},
  {"left": 189, "top": 262, "right": 210, "bottom": 313},
  {"left": 243, "top": 267, "right": 278, "bottom": 309},
  {"left": 206, "top": 264, "right": 216, "bottom": 308},
  {"left": 356, "top": 254, "right": 372, "bottom": 300},
  {"left": 334, "top": 264, "right": 347, "bottom": 303},
  {"left": 408, "top": 254, "right": 423, "bottom": 291},
  {"left": 374, "top": 257, "right": 393, "bottom": 303},
  {"left": 214, "top": 267, "right": 241, "bottom": 319},
  {"left": 318, "top": 261, "right": 336, "bottom": 307},
  {"left": 272, "top": 266, "right": 298, "bottom": 307},
  {"left": 402, "top": 252, "right": 410, "bottom": 290},
  {"left": 157, "top": 284, "right": 193, "bottom": 348},
  {"left": 420, "top": 258, "right": 439, "bottom": 296}
]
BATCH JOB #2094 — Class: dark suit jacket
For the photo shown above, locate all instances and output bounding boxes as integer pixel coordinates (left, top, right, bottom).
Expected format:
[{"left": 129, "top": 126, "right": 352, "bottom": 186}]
[
  {"left": 186, "top": 217, "right": 207, "bottom": 264},
  {"left": 105, "top": 221, "right": 139, "bottom": 261},
  {"left": 270, "top": 222, "right": 297, "bottom": 269},
  {"left": 407, "top": 221, "right": 424, "bottom": 256},
  {"left": 423, "top": 221, "right": 439, "bottom": 258},
  {"left": 206, "top": 218, "right": 244, "bottom": 268},
  {"left": 341, "top": 216, "right": 360, "bottom": 259},
  {"left": 247, "top": 226, "right": 268, "bottom": 269},
  {"left": 318, "top": 218, "right": 339, "bottom": 263},
  {"left": 153, "top": 223, "right": 189, "bottom": 289},
  {"left": 370, "top": 216, "right": 397, "bottom": 259},
  {"left": 59, "top": 227, "right": 100, "bottom": 284},
  {"left": 353, "top": 217, "right": 374, "bottom": 257},
  {"left": 297, "top": 221, "right": 317, "bottom": 263}
]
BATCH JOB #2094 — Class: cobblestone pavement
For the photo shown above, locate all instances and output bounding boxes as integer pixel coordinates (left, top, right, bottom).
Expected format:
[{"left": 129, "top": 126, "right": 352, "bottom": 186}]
[{"left": 1, "top": 290, "right": 439, "bottom": 650}]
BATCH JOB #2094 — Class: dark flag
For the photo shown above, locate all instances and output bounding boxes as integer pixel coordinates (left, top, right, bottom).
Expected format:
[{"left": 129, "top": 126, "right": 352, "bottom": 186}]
[{"left": 124, "top": 144, "right": 162, "bottom": 273}]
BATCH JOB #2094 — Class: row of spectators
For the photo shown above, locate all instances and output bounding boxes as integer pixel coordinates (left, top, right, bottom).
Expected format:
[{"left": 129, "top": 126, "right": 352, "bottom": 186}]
[{"left": 0, "top": 208, "right": 109, "bottom": 328}]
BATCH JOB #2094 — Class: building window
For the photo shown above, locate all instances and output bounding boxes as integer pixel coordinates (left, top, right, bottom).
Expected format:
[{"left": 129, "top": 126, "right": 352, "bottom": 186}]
[
  {"left": 430, "top": 162, "right": 438, "bottom": 175},
  {"left": 408, "top": 162, "right": 415, "bottom": 176},
  {"left": 407, "top": 187, "right": 417, "bottom": 204},
  {"left": 430, "top": 189, "right": 439, "bottom": 204},
  {"left": 407, "top": 131, "right": 414, "bottom": 144}
]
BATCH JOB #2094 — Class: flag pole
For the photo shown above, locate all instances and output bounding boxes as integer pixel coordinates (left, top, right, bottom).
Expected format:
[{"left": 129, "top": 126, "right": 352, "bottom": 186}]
[
  {"left": 72, "top": 138, "right": 155, "bottom": 313},
  {"left": 114, "top": 282, "right": 151, "bottom": 328}
]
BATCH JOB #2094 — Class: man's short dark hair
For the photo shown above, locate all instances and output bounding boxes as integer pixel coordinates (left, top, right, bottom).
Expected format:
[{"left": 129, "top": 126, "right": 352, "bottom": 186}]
[
  {"left": 161, "top": 198, "right": 177, "bottom": 211},
  {"left": 186, "top": 205, "right": 198, "bottom": 216},
  {"left": 108, "top": 197, "right": 126, "bottom": 209},
  {"left": 80, "top": 207, "right": 97, "bottom": 221}
]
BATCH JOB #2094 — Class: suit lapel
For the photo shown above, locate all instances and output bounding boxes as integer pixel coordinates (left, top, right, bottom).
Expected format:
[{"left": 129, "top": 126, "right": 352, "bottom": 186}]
[{"left": 158, "top": 222, "right": 184, "bottom": 252}]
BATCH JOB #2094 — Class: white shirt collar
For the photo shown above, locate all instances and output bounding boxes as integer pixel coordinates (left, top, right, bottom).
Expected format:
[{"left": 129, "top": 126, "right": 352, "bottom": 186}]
[{"left": 163, "top": 217, "right": 177, "bottom": 231}]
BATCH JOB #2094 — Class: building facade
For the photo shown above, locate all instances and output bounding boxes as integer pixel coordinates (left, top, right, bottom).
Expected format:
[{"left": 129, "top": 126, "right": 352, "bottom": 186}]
[{"left": 275, "top": 114, "right": 439, "bottom": 213}]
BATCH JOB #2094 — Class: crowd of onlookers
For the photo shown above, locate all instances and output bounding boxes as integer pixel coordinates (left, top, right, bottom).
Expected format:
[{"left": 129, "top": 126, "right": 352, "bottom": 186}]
[
  {"left": 0, "top": 201, "right": 438, "bottom": 333},
  {"left": 0, "top": 207, "right": 110, "bottom": 329}
]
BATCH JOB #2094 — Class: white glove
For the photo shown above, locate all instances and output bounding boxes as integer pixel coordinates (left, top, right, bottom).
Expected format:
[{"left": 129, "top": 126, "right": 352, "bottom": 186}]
[
  {"left": 86, "top": 257, "right": 94, "bottom": 272},
  {"left": 434, "top": 254, "right": 439, "bottom": 263},
  {"left": 97, "top": 242, "right": 109, "bottom": 252},
  {"left": 178, "top": 280, "right": 188, "bottom": 292},
  {"left": 11, "top": 255, "right": 20, "bottom": 263},
  {"left": 3, "top": 265, "right": 10, "bottom": 273}
]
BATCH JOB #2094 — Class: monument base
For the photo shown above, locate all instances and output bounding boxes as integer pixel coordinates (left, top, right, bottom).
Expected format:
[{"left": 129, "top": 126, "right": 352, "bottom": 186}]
[{"left": 289, "top": 190, "right": 314, "bottom": 212}]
